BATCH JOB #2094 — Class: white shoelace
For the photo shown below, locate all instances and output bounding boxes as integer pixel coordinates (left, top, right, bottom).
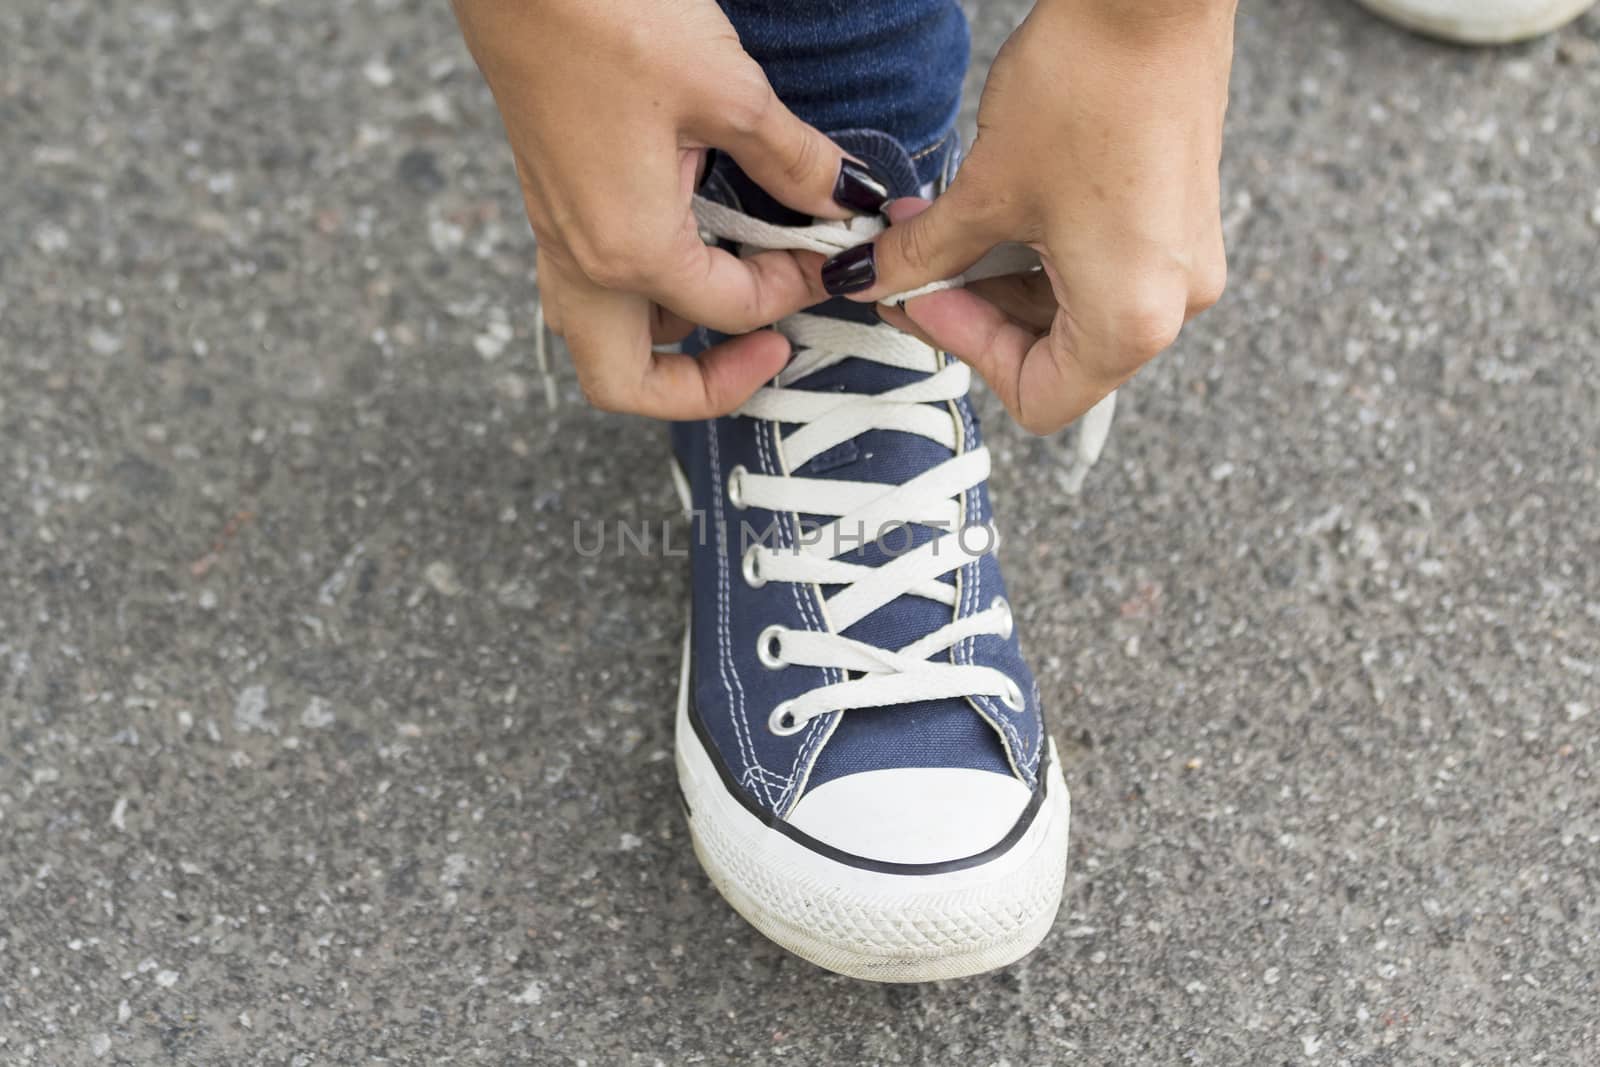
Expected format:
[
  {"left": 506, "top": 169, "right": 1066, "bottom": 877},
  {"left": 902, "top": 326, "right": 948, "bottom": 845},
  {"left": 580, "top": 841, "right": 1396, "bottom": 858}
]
[
  {"left": 688, "top": 197, "right": 1116, "bottom": 492},
  {"left": 531, "top": 201, "right": 1116, "bottom": 491},
  {"left": 529, "top": 199, "right": 1116, "bottom": 735},
  {"left": 683, "top": 197, "right": 1116, "bottom": 735}
]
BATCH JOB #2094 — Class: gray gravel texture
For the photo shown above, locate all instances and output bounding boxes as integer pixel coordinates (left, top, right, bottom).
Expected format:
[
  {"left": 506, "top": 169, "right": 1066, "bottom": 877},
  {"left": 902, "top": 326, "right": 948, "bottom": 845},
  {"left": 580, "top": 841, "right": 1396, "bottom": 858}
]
[{"left": 3, "top": 0, "right": 1598, "bottom": 1063}]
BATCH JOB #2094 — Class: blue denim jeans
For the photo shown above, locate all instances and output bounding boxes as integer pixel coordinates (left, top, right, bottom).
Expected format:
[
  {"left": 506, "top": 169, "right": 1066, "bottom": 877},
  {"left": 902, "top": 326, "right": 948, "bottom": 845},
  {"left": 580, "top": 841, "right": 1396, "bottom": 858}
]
[{"left": 717, "top": 1, "right": 970, "bottom": 185}]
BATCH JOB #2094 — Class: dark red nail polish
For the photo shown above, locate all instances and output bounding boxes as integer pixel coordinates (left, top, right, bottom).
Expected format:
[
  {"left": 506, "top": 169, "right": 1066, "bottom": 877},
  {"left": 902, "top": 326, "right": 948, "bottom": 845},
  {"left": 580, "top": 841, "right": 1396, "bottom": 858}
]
[
  {"left": 833, "top": 159, "right": 889, "bottom": 215},
  {"left": 822, "top": 244, "right": 876, "bottom": 296}
]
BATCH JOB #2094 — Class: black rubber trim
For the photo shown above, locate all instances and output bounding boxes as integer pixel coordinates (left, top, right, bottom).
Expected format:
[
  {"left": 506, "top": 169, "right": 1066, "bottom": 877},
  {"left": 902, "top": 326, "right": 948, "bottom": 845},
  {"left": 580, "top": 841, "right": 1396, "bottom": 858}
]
[{"left": 685, "top": 665, "right": 1050, "bottom": 877}]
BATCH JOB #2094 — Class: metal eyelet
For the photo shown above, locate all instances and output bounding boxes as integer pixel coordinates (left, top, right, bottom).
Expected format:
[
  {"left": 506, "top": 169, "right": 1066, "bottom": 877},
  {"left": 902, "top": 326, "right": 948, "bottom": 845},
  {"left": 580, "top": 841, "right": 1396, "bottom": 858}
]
[
  {"left": 991, "top": 596, "right": 1014, "bottom": 640},
  {"left": 1001, "top": 678, "right": 1026, "bottom": 712},
  {"left": 740, "top": 544, "right": 766, "bottom": 588},
  {"left": 756, "top": 625, "right": 787, "bottom": 670},
  {"left": 768, "top": 701, "right": 805, "bottom": 736},
  {"left": 726, "top": 465, "right": 748, "bottom": 510}
]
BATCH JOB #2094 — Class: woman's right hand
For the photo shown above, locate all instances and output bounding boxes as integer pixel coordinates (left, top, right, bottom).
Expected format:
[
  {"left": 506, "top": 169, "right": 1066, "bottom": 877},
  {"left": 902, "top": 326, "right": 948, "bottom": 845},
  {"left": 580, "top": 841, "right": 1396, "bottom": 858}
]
[{"left": 451, "top": 0, "right": 887, "bottom": 417}]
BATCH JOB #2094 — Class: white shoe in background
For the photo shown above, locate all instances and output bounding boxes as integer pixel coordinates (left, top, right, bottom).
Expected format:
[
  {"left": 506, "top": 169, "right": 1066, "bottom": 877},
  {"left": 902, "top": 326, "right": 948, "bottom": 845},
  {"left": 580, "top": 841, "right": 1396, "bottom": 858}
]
[{"left": 1354, "top": 0, "right": 1595, "bottom": 43}]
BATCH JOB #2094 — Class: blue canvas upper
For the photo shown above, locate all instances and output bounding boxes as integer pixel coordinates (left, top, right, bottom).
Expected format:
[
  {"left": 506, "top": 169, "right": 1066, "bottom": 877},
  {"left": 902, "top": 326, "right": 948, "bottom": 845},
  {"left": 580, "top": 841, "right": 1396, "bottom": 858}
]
[{"left": 674, "top": 130, "right": 1045, "bottom": 821}]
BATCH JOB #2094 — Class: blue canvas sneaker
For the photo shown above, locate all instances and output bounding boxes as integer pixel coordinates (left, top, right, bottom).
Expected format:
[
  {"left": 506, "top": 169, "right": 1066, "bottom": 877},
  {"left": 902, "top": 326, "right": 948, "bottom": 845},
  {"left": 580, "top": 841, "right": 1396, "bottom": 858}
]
[{"left": 670, "top": 132, "right": 1070, "bottom": 982}]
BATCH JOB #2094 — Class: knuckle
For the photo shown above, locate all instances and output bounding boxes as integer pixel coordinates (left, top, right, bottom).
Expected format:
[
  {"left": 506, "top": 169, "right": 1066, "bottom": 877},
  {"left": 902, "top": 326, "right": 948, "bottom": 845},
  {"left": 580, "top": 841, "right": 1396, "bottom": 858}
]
[
  {"left": 570, "top": 348, "right": 633, "bottom": 414},
  {"left": 525, "top": 214, "right": 558, "bottom": 251},
  {"left": 596, "top": 14, "right": 654, "bottom": 69},
  {"left": 721, "top": 69, "right": 777, "bottom": 138},
  {"left": 714, "top": 305, "right": 764, "bottom": 336},
  {"left": 700, "top": 305, "right": 763, "bottom": 339},
  {"left": 1017, "top": 407, "right": 1064, "bottom": 437},
  {"left": 577, "top": 374, "right": 627, "bottom": 414},
  {"left": 1190, "top": 256, "right": 1228, "bottom": 312},
  {"left": 894, "top": 219, "right": 938, "bottom": 275},
  {"left": 571, "top": 227, "right": 649, "bottom": 290},
  {"left": 540, "top": 302, "right": 566, "bottom": 337},
  {"left": 567, "top": 242, "right": 614, "bottom": 288},
  {"left": 958, "top": 178, "right": 1018, "bottom": 236},
  {"left": 715, "top": 251, "right": 791, "bottom": 333},
  {"left": 1012, "top": 359, "right": 1069, "bottom": 437},
  {"left": 717, "top": 281, "right": 769, "bottom": 333},
  {"left": 1115, "top": 287, "right": 1186, "bottom": 363},
  {"left": 781, "top": 125, "right": 821, "bottom": 188},
  {"left": 670, "top": 253, "right": 761, "bottom": 336}
]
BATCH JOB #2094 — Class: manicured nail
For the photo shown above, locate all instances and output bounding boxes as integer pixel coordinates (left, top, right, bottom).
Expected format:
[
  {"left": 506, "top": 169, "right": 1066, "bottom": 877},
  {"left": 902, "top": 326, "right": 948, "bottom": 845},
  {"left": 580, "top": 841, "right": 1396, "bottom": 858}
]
[
  {"left": 821, "top": 244, "right": 877, "bottom": 296},
  {"left": 833, "top": 159, "right": 889, "bottom": 214}
]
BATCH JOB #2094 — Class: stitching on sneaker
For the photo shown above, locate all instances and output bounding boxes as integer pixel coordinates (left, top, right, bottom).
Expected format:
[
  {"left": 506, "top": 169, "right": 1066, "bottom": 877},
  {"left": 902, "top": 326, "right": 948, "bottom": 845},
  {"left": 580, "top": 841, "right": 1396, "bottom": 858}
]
[
  {"left": 708, "top": 420, "right": 772, "bottom": 805},
  {"left": 953, "top": 395, "right": 1037, "bottom": 784}
]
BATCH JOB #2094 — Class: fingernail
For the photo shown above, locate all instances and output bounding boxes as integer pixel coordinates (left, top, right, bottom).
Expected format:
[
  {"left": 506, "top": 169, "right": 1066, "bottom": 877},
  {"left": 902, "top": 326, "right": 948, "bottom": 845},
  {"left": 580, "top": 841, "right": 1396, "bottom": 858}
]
[
  {"left": 833, "top": 159, "right": 889, "bottom": 214},
  {"left": 821, "top": 244, "right": 876, "bottom": 296}
]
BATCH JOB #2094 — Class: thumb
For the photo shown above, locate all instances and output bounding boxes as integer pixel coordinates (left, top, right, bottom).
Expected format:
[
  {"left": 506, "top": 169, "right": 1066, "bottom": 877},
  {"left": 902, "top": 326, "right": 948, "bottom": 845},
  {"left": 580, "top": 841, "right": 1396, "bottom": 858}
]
[
  {"left": 698, "top": 76, "right": 886, "bottom": 221},
  {"left": 821, "top": 177, "right": 1004, "bottom": 302}
]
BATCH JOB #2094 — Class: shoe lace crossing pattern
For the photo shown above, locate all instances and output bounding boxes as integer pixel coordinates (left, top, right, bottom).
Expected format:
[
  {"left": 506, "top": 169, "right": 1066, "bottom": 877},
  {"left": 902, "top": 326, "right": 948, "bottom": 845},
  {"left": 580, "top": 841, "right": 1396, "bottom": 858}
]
[{"left": 691, "top": 197, "right": 1115, "bottom": 736}]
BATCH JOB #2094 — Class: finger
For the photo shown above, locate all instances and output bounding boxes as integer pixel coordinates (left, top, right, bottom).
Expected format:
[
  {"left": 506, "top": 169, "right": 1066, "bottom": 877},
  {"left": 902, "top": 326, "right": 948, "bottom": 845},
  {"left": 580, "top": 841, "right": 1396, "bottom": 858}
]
[
  {"left": 822, "top": 178, "right": 1008, "bottom": 303},
  {"left": 900, "top": 288, "right": 1118, "bottom": 435},
  {"left": 898, "top": 288, "right": 1037, "bottom": 417},
  {"left": 650, "top": 305, "right": 697, "bottom": 346},
  {"left": 881, "top": 197, "right": 930, "bottom": 226},
  {"left": 1049, "top": 252, "right": 1189, "bottom": 388},
  {"left": 1185, "top": 224, "right": 1228, "bottom": 321},
  {"left": 965, "top": 274, "right": 1058, "bottom": 333},
  {"left": 640, "top": 329, "right": 791, "bottom": 417},
  {"left": 640, "top": 219, "right": 830, "bottom": 336},
  {"left": 882, "top": 279, "right": 1054, "bottom": 357},
  {"left": 559, "top": 270, "right": 788, "bottom": 419},
  {"left": 876, "top": 198, "right": 1039, "bottom": 337},
  {"left": 874, "top": 302, "right": 940, "bottom": 349},
  {"left": 695, "top": 71, "right": 882, "bottom": 220}
]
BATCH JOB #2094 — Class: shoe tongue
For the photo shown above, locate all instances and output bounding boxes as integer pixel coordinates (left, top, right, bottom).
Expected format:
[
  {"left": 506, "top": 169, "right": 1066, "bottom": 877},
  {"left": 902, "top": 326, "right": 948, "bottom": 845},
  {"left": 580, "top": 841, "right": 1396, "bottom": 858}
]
[{"left": 719, "top": 128, "right": 925, "bottom": 226}]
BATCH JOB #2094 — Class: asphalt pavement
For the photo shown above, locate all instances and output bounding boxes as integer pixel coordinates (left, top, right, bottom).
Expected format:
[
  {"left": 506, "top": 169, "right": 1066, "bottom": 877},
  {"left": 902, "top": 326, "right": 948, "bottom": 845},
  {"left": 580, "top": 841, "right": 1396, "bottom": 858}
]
[{"left": 2, "top": 0, "right": 1597, "bottom": 1062}]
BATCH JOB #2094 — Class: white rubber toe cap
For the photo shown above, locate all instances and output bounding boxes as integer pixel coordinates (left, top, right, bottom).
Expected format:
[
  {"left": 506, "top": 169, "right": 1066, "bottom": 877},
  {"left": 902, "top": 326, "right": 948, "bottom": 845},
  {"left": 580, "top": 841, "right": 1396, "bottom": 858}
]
[{"left": 786, "top": 767, "right": 1033, "bottom": 866}]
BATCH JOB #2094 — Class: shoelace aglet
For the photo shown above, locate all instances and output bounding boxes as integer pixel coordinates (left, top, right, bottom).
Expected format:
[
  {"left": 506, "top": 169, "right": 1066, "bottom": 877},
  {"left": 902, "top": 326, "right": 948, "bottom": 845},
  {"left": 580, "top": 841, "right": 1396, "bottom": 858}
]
[
  {"left": 1059, "top": 391, "right": 1117, "bottom": 495},
  {"left": 1059, "top": 457, "right": 1091, "bottom": 496},
  {"left": 533, "top": 296, "right": 559, "bottom": 412}
]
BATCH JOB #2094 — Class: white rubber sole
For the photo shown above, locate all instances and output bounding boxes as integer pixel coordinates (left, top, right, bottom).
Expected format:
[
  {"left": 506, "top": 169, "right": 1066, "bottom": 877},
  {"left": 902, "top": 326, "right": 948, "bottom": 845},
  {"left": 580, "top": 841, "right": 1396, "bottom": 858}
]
[
  {"left": 674, "top": 631, "right": 1071, "bottom": 982},
  {"left": 1353, "top": 0, "right": 1593, "bottom": 43}
]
